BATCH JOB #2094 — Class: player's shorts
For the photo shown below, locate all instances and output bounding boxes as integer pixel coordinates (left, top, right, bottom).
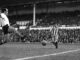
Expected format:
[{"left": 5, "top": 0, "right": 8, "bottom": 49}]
[{"left": 2, "top": 24, "right": 9, "bottom": 35}]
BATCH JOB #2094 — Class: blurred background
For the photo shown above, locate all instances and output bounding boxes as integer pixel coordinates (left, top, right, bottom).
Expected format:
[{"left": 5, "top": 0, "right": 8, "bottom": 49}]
[{"left": 0, "top": 0, "right": 80, "bottom": 43}]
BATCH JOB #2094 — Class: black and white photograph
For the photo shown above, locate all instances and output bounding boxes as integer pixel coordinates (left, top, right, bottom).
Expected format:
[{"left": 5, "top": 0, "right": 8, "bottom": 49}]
[{"left": 0, "top": 0, "right": 80, "bottom": 60}]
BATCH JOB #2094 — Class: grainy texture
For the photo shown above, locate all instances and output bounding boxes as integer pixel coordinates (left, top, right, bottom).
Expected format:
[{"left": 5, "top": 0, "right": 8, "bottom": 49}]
[{"left": 0, "top": 43, "right": 80, "bottom": 60}]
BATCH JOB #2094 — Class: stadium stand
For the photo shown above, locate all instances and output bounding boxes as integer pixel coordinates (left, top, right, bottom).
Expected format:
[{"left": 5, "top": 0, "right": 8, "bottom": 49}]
[{"left": 0, "top": 0, "right": 80, "bottom": 44}]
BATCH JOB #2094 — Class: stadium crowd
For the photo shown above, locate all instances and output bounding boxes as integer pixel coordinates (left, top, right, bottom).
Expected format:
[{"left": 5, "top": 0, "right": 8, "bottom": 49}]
[
  {"left": 5, "top": 26, "right": 80, "bottom": 44},
  {"left": 0, "top": 10, "right": 80, "bottom": 44}
]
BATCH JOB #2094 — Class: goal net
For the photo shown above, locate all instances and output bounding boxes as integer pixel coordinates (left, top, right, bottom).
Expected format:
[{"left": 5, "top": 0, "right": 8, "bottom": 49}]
[
  {"left": 5, "top": 25, "right": 80, "bottom": 43},
  {"left": 59, "top": 26, "right": 80, "bottom": 43},
  {"left": 29, "top": 26, "right": 80, "bottom": 43},
  {"left": 29, "top": 26, "right": 53, "bottom": 42}
]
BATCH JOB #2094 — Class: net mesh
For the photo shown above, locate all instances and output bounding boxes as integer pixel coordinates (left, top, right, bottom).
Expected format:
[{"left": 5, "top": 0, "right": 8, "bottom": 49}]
[
  {"left": 58, "top": 26, "right": 80, "bottom": 43},
  {"left": 28, "top": 26, "right": 80, "bottom": 43},
  {"left": 1, "top": 26, "right": 80, "bottom": 43}
]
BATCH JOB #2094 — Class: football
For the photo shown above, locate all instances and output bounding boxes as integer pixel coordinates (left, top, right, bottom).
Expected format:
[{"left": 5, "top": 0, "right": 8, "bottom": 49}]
[{"left": 41, "top": 40, "right": 47, "bottom": 46}]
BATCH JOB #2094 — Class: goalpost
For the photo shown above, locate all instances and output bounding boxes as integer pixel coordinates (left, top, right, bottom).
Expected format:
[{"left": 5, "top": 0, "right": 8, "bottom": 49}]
[
  {"left": 29, "top": 26, "right": 53, "bottom": 42},
  {"left": 33, "top": 4, "right": 36, "bottom": 26},
  {"left": 29, "top": 26, "right": 80, "bottom": 43},
  {"left": 32, "top": 3, "right": 80, "bottom": 43}
]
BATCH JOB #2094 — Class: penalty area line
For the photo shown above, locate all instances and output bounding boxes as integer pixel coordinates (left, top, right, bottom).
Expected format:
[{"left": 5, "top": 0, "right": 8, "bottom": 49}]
[{"left": 13, "top": 49, "right": 80, "bottom": 60}]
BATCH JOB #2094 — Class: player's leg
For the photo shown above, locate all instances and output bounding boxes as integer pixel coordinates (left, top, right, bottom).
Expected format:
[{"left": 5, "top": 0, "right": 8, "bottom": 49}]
[
  {"left": 51, "top": 33, "right": 58, "bottom": 49},
  {"left": 51, "top": 37, "right": 58, "bottom": 49},
  {"left": 54, "top": 34, "right": 59, "bottom": 49},
  {"left": 1, "top": 24, "right": 9, "bottom": 44},
  {"left": 8, "top": 26, "right": 25, "bottom": 40},
  {"left": 54, "top": 37, "right": 58, "bottom": 49}
]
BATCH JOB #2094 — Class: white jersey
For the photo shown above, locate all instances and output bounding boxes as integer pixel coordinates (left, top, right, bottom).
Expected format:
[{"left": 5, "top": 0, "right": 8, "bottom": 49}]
[{"left": 0, "top": 13, "right": 10, "bottom": 26}]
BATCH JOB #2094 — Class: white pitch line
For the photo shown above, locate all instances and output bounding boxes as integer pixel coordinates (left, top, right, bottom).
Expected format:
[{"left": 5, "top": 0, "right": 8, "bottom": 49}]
[{"left": 13, "top": 49, "right": 80, "bottom": 60}]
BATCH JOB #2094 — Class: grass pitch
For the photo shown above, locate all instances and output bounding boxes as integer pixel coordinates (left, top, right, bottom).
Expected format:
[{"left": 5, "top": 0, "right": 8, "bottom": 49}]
[{"left": 0, "top": 43, "right": 80, "bottom": 60}]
